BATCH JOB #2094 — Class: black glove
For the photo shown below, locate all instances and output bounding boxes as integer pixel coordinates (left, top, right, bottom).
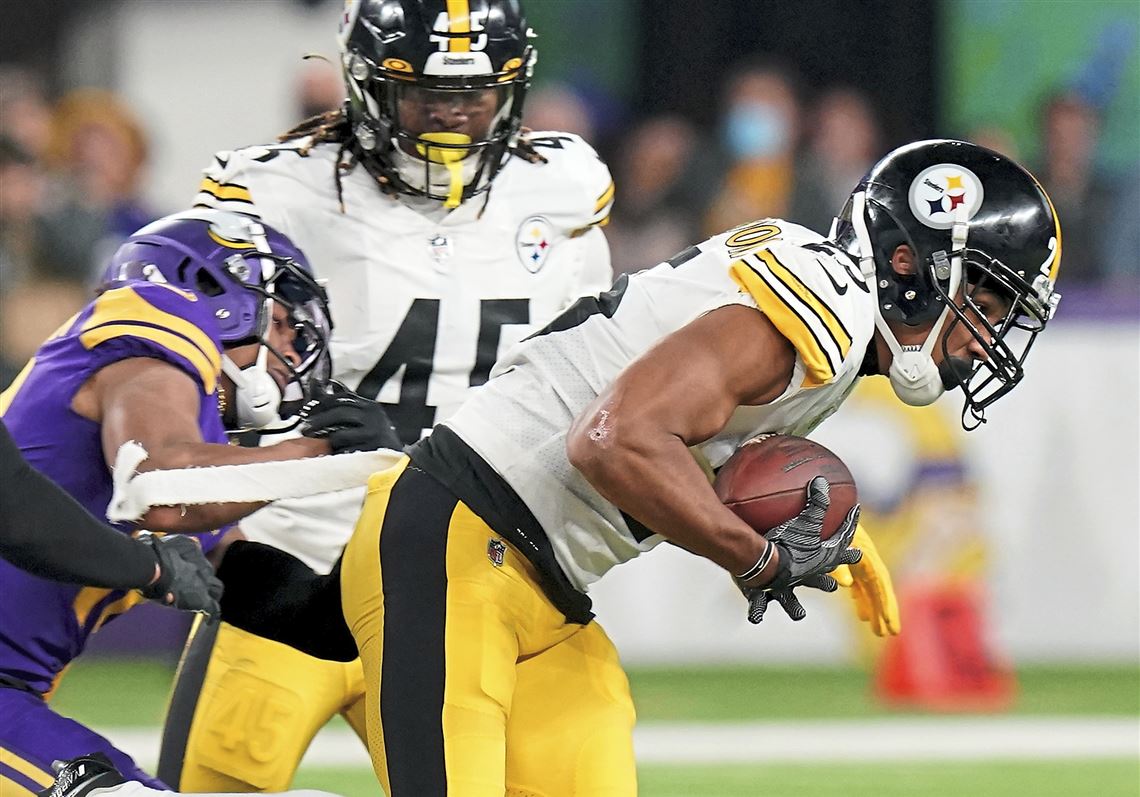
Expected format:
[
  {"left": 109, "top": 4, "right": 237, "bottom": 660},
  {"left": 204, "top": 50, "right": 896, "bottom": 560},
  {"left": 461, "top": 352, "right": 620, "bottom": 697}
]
[
  {"left": 138, "top": 533, "right": 223, "bottom": 616},
  {"left": 299, "top": 381, "right": 403, "bottom": 453},
  {"left": 737, "top": 476, "right": 862, "bottom": 625}
]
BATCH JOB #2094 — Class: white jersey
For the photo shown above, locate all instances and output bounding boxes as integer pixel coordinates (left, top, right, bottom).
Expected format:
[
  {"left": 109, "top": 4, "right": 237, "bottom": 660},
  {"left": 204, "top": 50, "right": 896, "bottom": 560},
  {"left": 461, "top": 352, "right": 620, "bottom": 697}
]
[
  {"left": 444, "top": 219, "right": 877, "bottom": 592},
  {"left": 194, "top": 132, "right": 615, "bottom": 571}
]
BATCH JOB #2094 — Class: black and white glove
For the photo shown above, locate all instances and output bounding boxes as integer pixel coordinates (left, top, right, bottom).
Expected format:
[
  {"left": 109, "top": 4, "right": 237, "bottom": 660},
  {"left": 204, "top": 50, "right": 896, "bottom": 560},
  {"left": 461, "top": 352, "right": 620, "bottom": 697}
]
[
  {"left": 138, "top": 533, "right": 223, "bottom": 616},
  {"left": 299, "top": 381, "right": 402, "bottom": 453},
  {"left": 736, "top": 476, "right": 862, "bottom": 625}
]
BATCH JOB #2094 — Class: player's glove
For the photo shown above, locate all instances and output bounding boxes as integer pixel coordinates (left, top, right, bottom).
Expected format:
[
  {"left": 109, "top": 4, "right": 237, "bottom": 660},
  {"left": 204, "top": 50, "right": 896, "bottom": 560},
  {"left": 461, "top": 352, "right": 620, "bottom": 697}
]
[
  {"left": 736, "top": 477, "right": 863, "bottom": 625},
  {"left": 300, "top": 381, "right": 402, "bottom": 453},
  {"left": 138, "top": 533, "right": 223, "bottom": 616},
  {"left": 831, "top": 522, "right": 900, "bottom": 636}
]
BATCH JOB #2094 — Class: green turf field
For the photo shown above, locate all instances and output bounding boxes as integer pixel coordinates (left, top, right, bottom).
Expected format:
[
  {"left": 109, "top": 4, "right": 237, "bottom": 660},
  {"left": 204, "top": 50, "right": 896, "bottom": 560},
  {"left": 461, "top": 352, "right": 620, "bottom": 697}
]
[
  {"left": 289, "top": 760, "right": 1140, "bottom": 797},
  {"left": 50, "top": 659, "right": 1140, "bottom": 797}
]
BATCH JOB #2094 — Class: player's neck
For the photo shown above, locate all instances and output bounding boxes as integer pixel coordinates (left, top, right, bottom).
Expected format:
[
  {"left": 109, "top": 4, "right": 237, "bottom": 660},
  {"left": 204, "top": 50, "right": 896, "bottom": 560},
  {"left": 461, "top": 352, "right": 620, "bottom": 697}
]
[{"left": 861, "top": 333, "right": 884, "bottom": 377}]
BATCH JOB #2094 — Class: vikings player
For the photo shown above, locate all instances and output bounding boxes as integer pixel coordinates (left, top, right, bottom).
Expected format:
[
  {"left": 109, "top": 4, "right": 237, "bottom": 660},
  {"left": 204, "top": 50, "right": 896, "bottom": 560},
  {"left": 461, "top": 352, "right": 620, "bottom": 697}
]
[{"left": 0, "top": 209, "right": 386, "bottom": 795}]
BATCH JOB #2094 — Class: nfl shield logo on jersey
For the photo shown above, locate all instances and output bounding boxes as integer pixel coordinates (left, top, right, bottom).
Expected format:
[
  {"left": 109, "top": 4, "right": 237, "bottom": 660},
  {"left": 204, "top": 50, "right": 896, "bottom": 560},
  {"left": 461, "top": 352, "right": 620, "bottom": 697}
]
[
  {"left": 487, "top": 538, "right": 507, "bottom": 567},
  {"left": 516, "top": 216, "right": 554, "bottom": 273}
]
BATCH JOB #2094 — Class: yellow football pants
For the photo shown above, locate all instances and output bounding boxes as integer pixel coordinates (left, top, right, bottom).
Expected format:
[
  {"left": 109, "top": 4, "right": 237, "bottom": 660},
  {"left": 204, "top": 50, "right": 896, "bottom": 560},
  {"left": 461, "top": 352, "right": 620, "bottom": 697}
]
[
  {"left": 176, "top": 622, "right": 367, "bottom": 791},
  {"left": 341, "top": 458, "right": 638, "bottom": 797}
]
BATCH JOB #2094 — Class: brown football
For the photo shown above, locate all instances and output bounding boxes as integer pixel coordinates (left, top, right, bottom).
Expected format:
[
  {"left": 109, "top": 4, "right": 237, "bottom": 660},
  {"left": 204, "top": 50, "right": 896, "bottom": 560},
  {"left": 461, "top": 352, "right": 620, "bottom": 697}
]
[{"left": 713, "top": 434, "right": 858, "bottom": 540}]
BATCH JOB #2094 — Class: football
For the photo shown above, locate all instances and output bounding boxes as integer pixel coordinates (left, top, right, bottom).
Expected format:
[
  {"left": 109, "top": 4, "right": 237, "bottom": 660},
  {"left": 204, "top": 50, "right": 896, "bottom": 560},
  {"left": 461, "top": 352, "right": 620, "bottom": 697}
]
[{"left": 713, "top": 434, "right": 858, "bottom": 540}]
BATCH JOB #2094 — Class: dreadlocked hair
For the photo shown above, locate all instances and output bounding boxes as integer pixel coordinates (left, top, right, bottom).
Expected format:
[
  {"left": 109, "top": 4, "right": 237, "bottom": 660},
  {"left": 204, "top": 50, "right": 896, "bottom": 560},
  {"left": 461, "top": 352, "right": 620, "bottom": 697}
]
[
  {"left": 512, "top": 128, "right": 549, "bottom": 165},
  {"left": 277, "top": 108, "right": 360, "bottom": 213}
]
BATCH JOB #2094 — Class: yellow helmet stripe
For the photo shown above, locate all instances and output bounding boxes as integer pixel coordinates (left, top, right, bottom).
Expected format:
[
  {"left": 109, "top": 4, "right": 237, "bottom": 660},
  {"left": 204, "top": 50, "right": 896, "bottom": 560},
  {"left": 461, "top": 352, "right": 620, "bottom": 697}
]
[{"left": 447, "top": 0, "right": 471, "bottom": 52}]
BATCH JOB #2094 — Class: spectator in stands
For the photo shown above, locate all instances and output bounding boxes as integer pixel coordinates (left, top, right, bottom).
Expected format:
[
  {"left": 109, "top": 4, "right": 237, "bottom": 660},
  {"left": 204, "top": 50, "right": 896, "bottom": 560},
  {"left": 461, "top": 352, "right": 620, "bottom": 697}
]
[
  {"left": 0, "top": 135, "right": 88, "bottom": 391},
  {"left": 0, "top": 135, "right": 47, "bottom": 290},
  {"left": 0, "top": 66, "right": 53, "bottom": 164},
  {"left": 606, "top": 114, "right": 700, "bottom": 275},
  {"left": 42, "top": 89, "right": 157, "bottom": 283},
  {"left": 523, "top": 82, "right": 597, "bottom": 142},
  {"left": 1101, "top": 163, "right": 1140, "bottom": 291},
  {"left": 967, "top": 124, "right": 1021, "bottom": 160},
  {"left": 1033, "top": 89, "right": 1118, "bottom": 285},
  {"left": 295, "top": 56, "right": 343, "bottom": 122},
  {"left": 703, "top": 61, "right": 802, "bottom": 236},
  {"left": 789, "top": 87, "right": 881, "bottom": 234}
]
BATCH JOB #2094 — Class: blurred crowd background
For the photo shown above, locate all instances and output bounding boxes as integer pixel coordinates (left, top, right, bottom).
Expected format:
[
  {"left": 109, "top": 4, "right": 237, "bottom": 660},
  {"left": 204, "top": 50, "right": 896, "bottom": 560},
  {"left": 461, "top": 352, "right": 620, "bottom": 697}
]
[
  {"left": 0, "top": 0, "right": 1137, "bottom": 673},
  {"left": 2, "top": 0, "right": 1137, "bottom": 386}
]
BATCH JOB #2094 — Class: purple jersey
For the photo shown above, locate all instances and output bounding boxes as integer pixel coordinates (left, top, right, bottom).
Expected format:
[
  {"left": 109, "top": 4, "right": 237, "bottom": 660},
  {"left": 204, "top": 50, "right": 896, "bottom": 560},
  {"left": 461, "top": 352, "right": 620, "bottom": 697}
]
[{"left": 0, "top": 281, "right": 228, "bottom": 694}]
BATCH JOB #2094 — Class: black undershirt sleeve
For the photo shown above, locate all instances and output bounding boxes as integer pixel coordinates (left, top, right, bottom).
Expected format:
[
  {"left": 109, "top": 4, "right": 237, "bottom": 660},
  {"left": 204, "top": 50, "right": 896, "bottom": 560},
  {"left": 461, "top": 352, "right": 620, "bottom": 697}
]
[
  {"left": 215, "top": 539, "right": 358, "bottom": 662},
  {"left": 0, "top": 421, "right": 158, "bottom": 589}
]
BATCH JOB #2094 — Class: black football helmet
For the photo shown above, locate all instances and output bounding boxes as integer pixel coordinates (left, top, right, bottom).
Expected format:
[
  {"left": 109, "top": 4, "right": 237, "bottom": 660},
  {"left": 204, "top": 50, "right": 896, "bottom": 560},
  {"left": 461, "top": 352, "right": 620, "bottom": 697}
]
[
  {"left": 832, "top": 140, "right": 1062, "bottom": 428},
  {"left": 337, "top": 0, "right": 535, "bottom": 206}
]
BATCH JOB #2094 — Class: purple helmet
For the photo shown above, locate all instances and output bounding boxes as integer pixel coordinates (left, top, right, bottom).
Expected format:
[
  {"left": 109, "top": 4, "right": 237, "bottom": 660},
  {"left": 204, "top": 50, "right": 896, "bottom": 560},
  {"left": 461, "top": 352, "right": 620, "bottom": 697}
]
[{"left": 103, "top": 209, "right": 332, "bottom": 429}]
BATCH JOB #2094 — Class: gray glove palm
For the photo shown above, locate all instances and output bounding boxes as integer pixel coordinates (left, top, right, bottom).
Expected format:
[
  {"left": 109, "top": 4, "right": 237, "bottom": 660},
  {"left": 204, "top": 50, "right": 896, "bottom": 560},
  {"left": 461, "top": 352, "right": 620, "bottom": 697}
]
[
  {"left": 737, "top": 476, "right": 862, "bottom": 624},
  {"left": 139, "top": 533, "right": 223, "bottom": 616}
]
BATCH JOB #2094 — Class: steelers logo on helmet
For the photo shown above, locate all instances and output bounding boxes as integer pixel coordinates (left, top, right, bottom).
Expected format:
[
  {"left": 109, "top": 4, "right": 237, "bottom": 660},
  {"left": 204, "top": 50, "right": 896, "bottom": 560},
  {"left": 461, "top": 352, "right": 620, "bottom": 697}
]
[{"left": 907, "top": 164, "right": 985, "bottom": 230}]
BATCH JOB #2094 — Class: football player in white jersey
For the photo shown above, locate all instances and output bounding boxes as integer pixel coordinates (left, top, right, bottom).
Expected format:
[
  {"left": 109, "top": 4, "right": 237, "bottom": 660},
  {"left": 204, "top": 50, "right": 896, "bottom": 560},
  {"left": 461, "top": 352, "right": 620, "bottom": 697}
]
[
  {"left": 156, "top": 0, "right": 617, "bottom": 790},
  {"left": 211, "top": 139, "right": 1062, "bottom": 795}
]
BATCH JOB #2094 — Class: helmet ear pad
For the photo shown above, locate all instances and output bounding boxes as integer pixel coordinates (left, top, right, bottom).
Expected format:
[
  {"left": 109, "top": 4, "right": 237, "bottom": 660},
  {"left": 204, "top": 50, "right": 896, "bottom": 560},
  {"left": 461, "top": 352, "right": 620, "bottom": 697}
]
[{"left": 864, "top": 200, "right": 948, "bottom": 327}]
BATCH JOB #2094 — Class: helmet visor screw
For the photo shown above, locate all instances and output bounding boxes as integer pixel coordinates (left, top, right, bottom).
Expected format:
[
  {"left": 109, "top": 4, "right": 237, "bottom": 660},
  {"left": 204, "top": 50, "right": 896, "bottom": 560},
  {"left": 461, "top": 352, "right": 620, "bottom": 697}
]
[
  {"left": 348, "top": 54, "right": 370, "bottom": 82},
  {"left": 356, "top": 125, "right": 377, "bottom": 151}
]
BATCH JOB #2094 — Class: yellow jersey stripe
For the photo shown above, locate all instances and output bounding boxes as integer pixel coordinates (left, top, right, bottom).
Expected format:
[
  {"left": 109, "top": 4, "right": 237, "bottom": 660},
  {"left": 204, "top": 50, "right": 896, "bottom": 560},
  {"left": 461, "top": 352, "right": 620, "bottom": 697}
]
[
  {"left": 0, "top": 750, "right": 54, "bottom": 788},
  {"left": 81, "top": 286, "right": 222, "bottom": 372},
  {"left": 594, "top": 180, "right": 616, "bottom": 214},
  {"left": 729, "top": 260, "right": 837, "bottom": 387},
  {"left": 0, "top": 311, "right": 80, "bottom": 415},
  {"left": 79, "top": 323, "right": 219, "bottom": 394},
  {"left": 94, "top": 591, "right": 146, "bottom": 632},
  {"left": 2, "top": 771, "right": 43, "bottom": 795},
  {"left": 0, "top": 358, "right": 36, "bottom": 416},
  {"left": 198, "top": 177, "right": 253, "bottom": 204},
  {"left": 757, "top": 250, "right": 852, "bottom": 355},
  {"left": 73, "top": 586, "right": 113, "bottom": 628},
  {"left": 447, "top": 0, "right": 471, "bottom": 52}
]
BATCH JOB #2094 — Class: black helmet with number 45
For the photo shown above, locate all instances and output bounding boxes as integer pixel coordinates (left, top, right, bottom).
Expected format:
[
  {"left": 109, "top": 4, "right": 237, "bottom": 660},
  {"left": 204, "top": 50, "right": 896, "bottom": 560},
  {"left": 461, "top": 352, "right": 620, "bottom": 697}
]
[
  {"left": 831, "top": 139, "right": 1062, "bottom": 428},
  {"left": 337, "top": 0, "right": 535, "bottom": 208}
]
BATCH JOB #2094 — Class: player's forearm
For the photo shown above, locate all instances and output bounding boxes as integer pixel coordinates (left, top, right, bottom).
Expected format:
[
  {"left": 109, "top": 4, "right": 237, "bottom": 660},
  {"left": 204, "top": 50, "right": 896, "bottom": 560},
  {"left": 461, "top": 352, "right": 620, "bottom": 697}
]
[
  {"left": 1, "top": 425, "right": 158, "bottom": 588},
  {"left": 132, "top": 437, "right": 330, "bottom": 532},
  {"left": 138, "top": 436, "right": 330, "bottom": 472},
  {"left": 139, "top": 500, "right": 265, "bottom": 534},
  {"left": 568, "top": 423, "right": 771, "bottom": 578}
]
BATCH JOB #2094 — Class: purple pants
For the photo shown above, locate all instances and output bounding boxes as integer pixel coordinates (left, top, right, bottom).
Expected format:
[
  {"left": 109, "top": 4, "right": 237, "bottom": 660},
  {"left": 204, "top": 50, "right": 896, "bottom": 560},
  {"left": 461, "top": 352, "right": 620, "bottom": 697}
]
[{"left": 0, "top": 687, "right": 168, "bottom": 794}]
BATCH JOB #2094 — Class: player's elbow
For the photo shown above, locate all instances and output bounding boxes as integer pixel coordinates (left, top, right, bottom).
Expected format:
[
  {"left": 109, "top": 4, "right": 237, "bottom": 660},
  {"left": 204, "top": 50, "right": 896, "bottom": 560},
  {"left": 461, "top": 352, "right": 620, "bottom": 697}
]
[
  {"left": 566, "top": 424, "right": 600, "bottom": 478},
  {"left": 567, "top": 405, "right": 634, "bottom": 485}
]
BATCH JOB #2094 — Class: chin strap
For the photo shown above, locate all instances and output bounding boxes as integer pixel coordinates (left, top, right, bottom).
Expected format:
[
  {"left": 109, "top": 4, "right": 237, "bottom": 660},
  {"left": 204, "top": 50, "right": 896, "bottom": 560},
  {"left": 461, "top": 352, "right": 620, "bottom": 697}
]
[
  {"left": 221, "top": 349, "right": 283, "bottom": 430},
  {"left": 849, "top": 192, "right": 965, "bottom": 407}
]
